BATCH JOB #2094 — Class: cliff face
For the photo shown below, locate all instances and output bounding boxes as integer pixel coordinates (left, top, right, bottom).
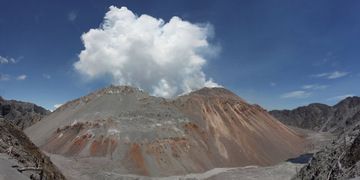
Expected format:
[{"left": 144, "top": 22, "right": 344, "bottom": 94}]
[
  {"left": 270, "top": 97, "right": 360, "bottom": 134},
  {"left": 0, "top": 119, "right": 65, "bottom": 180},
  {"left": 293, "top": 124, "right": 360, "bottom": 180},
  {"left": 0, "top": 96, "right": 50, "bottom": 129},
  {"left": 284, "top": 97, "right": 360, "bottom": 179},
  {"left": 25, "top": 86, "right": 305, "bottom": 177}
]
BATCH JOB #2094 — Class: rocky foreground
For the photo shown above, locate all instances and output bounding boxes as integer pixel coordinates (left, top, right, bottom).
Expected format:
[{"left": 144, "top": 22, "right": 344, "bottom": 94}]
[
  {"left": 271, "top": 96, "right": 360, "bottom": 179},
  {"left": 0, "top": 119, "right": 65, "bottom": 180},
  {"left": 293, "top": 124, "right": 360, "bottom": 180}
]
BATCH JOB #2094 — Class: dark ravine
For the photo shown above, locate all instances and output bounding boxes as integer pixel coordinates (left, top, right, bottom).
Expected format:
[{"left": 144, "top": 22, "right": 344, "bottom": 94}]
[
  {"left": 0, "top": 96, "right": 50, "bottom": 130},
  {"left": 0, "top": 119, "right": 65, "bottom": 180},
  {"left": 270, "top": 96, "right": 360, "bottom": 134}
]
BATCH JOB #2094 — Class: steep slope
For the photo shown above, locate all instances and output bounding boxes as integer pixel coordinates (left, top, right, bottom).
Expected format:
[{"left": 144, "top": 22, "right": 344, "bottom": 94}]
[
  {"left": 0, "top": 119, "right": 65, "bottom": 180},
  {"left": 0, "top": 96, "right": 50, "bottom": 129},
  {"left": 25, "top": 85, "right": 305, "bottom": 177},
  {"left": 270, "top": 97, "right": 360, "bottom": 134},
  {"left": 174, "top": 87, "right": 304, "bottom": 166},
  {"left": 293, "top": 124, "right": 360, "bottom": 180}
]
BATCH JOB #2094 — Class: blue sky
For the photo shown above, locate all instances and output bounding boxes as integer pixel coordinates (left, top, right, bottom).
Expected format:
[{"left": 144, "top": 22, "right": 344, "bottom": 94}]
[{"left": 0, "top": 0, "right": 359, "bottom": 110}]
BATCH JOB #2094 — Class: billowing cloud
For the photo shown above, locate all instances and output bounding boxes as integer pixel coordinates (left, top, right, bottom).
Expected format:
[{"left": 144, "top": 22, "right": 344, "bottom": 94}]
[
  {"left": 312, "top": 71, "right": 349, "bottom": 79},
  {"left": 16, "top": 74, "right": 27, "bottom": 80},
  {"left": 74, "top": 6, "right": 219, "bottom": 98},
  {"left": 281, "top": 90, "right": 311, "bottom": 99}
]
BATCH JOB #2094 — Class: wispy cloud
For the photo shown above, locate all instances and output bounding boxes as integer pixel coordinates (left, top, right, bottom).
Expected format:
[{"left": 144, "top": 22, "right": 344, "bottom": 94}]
[
  {"left": 43, "top": 74, "right": 51, "bottom": 79},
  {"left": 281, "top": 90, "right": 311, "bottom": 99},
  {"left": 302, "top": 84, "right": 328, "bottom": 90},
  {"left": 312, "top": 71, "right": 349, "bottom": 79},
  {"left": 270, "top": 82, "right": 277, "bottom": 87},
  {"left": 327, "top": 94, "right": 354, "bottom": 101},
  {"left": 0, "top": 74, "right": 10, "bottom": 81},
  {"left": 0, "top": 56, "right": 17, "bottom": 64},
  {"left": 16, "top": 74, "right": 27, "bottom": 80},
  {"left": 67, "top": 11, "right": 77, "bottom": 22},
  {"left": 313, "top": 51, "right": 338, "bottom": 67}
]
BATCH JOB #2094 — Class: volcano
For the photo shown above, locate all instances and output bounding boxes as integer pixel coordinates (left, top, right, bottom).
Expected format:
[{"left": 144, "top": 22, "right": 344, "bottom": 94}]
[{"left": 25, "top": 85, "right": 305, "bottom": 178}]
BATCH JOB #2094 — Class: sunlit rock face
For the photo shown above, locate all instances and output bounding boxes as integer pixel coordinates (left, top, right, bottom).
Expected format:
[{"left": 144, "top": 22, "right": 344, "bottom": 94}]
[{"left": 25, "top": 85, "right": 305, "bottom": 177}]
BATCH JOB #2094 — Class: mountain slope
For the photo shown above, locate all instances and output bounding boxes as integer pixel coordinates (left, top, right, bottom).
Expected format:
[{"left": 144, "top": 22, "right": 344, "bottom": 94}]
[
  {"left": 270, "top": 97, "right": 360, "bottom": 134},
  {"left": 293, "top": 124, "right": 360, "bottom": 180},
  {"left": 25, "top": 85, "right": 305, "bottom": 177},
  {"left": 0, "top": 119, "right": 65, "bottom": 180},
  {"left": 0, "top": 96, "right": 50, "bottom": 129}
]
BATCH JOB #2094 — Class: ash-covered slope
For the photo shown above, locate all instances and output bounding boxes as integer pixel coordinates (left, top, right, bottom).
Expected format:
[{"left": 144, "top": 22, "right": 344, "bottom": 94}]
[
  {"left": 25, "top": 85, "right": 305, "bottom": 177},
  {"left": 0, "top": 96, "right": 50, "bottom": 129},
  {"left": 0, "top": 119, "right": 65, "bottom": 180},
  {"left": 270, "top": 97, "right": 360, "bottom": 134}
]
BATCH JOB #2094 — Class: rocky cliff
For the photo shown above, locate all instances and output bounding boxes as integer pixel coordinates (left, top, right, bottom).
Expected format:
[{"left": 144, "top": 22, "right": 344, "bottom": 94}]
[
  {"left": 0, "top": 119, "right": 65, "bottom": 180},
  {"left": 0, "top": 96, "right": 50, "bottom": 129},
  {"left": 270, "top": 97, "right": 360, "bottom": 134}
]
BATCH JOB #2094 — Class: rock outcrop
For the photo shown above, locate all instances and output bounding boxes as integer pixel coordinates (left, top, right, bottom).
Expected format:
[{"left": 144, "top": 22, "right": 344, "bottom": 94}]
[
  {"left": 0, "top": 119, "right": 65, "bottom": 180},
  {"left": 293, "top": 124, "right": 360, "bottom": 180}
]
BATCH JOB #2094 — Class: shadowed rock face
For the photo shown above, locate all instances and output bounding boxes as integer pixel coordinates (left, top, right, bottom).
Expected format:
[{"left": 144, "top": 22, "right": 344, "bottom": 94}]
[
  {"left": 0, "top": 96, "right": 50, "bottom": 129},
  {"left": 270, "top": 97, "right": 360, "bottom": 134},
  {"left": 0, "top": 119, "right": 65, "bottom": 180},
  {"left": 25, "top": 85, "right": 305, "bottom": 177}
]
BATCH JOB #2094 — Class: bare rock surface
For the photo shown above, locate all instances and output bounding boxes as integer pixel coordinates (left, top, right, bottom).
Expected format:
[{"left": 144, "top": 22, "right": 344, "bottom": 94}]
[
  {"left": 25, "top": 85, "right": 306, "bottom": 178},
  {"left": 0, "top": 96, "right": 50, "bottom": 129},
  {"left": 293, "top": 124, "right": 360, "bottom": 179},
  {"left": 0, "top": 119, "right": 65, "bottom": 180},
  {"left": 270, "top": 96, "right": 360, "bottom": 134}
]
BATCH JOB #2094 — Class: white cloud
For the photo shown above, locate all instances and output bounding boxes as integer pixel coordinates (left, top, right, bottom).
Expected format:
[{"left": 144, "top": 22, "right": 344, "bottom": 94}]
[
  {"left": 327, "top": 94, "right": 354, "bottom": 101},
  {"left": 43, "top": 74, "right": 51, "bottom": 79},
  {"left": 0, "top": 56, "right": 17, "bottom": 64},
  {"left": 312, "top": 71, "right": 349, "bottom": 79},
  {"left": 74, "top": 6, "right": 219, "bottom": 98},
  {"left": 16, "top": 74, "right": 27, "bottom": 80},
  {"left": 270, "top": 82, "right": 277, "bottom": 87},
  {"left": 68, "top": 11, "right": 77, "bottom": 22},
  {"left": 281, "top": 90, "right": 311, "bottom": 99},
  {"left": 302, "top": 84, "right": 328, "bottom": 90}
]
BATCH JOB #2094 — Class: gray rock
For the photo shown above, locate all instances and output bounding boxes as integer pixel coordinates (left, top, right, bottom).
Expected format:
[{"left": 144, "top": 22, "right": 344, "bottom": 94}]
[
  {"left": 0, "top": 119, "right": 65, "bottom": 180},
  {"left": 0, "top": 96, "right": 50, "bottom": 129},
  {"left": 293, "top": 125, "right": 360, "bottom": 180},
  {"left": 270, "top": 97, "right": 360, "bottom": 134}
]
